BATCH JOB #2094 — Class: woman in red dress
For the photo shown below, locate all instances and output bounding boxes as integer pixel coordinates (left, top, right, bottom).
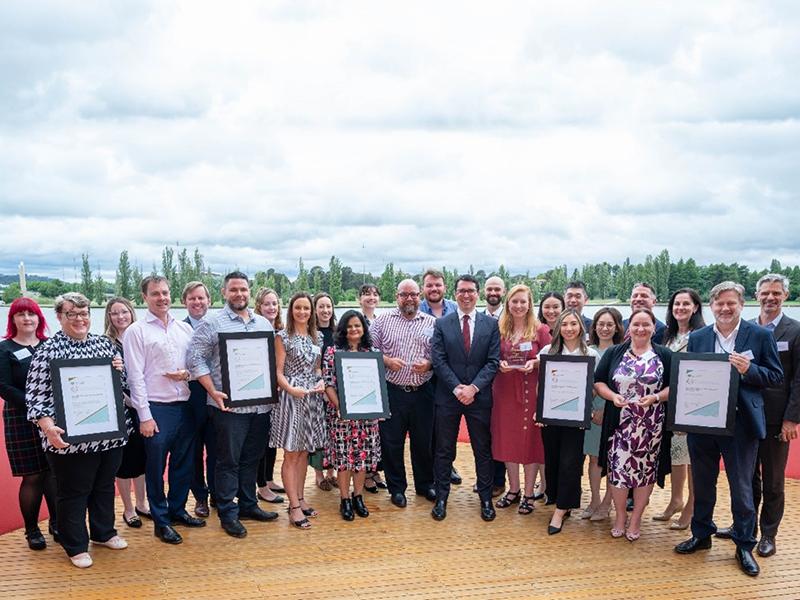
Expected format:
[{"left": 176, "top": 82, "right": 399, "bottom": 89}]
[{"left": 491, "top": 284, "right": 551, "bottom": 515}]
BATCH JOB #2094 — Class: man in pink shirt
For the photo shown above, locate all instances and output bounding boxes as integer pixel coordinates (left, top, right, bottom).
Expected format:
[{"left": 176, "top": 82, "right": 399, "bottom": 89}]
[{"left": 123, "top": 276, "right": 205, "bottom": 545}]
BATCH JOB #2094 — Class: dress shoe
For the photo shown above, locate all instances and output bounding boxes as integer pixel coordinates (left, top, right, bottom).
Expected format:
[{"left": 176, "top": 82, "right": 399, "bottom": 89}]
[
  {"left": 391, "top": 493, "right": 408, "bottom": 508},
  {"left": 25, "top": 529, "right": 46, "bottom": 551},
  {"left": 171, "top": 512, "right": 207, "bottom": 527},
  {"left": 239, "top": 507, "right": 279, "bottom": 522},
  {"left": 48, "top": 524, "right": 61, "bottom": 544},
  {"left": 548, "top": 510, "right": 571, "bottom": 535},
  {"left": 257, "top": 490, "right": 285, "bottom": 504},
  {"left": 69, "top": 552, "right": 93, "bottom": 569},
  {"left": 756, "top": 536, "right": 776, "bottom": 557},
  {"left": 352, "top": 494, "right": 369, "bottom": 518},
  {"left": 674, "top": 536, "right": 712, "bottom": 554},
  {"left": 420, "top": 488, "right": 437, "bottom": 502},
  {"left": 715, "top": 526, "right": 733, "bottom": 539},
  {"left": 450, "top": 467, "right": 462, "bottom": 485},
  {"left": 91, "top": 535, "right": 128, "bottom": 550},
  {"left": 340, "top": 498, "right": 354, "bottom": 521},
  {"left": 209, "top": 497, "right": 217, "bottom": 508},
  {"left": 154, "top": 525, "right": 183, "bottom": 545},
  {"left": 480, "top": 500, "right": 496, "bottom": 522},
  {"left": 194, "top": 501, "right": 210, "bottom": 518},
  {"left": 431, "top": 500, "right": 447, "bottom": 521},
  {"left": 736, "top": 547, "right": 760, "bottom": 576},
  {"left": 221, "top": 519, "right": 247, "bottom": 538}
]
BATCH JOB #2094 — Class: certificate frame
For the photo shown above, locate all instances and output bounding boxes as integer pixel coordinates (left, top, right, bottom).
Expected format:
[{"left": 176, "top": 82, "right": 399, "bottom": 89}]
[
  {"left": 50, "top": 358, "right": 127, "bottom": 445},
  {"left": 666, "top": 353, "right": 739, "bottom": 436},
  {"left": 219, "top": 331, "right": 279, "bottom": 407},
  {"left": 536, "top": 354, "right": 595, "bottom": 428},
  {"left": 333, "top": 351, "right": 390, "bottom": 420}
]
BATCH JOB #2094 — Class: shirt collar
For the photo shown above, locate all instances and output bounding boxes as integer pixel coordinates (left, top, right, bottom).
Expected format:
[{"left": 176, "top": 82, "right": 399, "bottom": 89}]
[
  {"left": 457, "top": 308, "right": 477, "bottom": 321},
  {"left": 760, "top": 313, "right": 783, "bottom": 328},
  {"left": 713, "top": 319, "right": 741, "bottom": 342},
  {"left": 145, "top": 310, "right": 174, "bottom": 325},
  {"left": 223, "top": 303, "right": 255, "bottom": 323}
]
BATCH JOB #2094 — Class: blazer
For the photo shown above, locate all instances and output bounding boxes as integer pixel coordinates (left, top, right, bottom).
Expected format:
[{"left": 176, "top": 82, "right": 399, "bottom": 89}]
[
  {"left": 755, "top": 314, "right": 800, "bottom": 426},
  {"left": 184, "top": 316, "right": 207, "bottom": 405},
  {"left": 595, "top": 341, "right": 673, "bottom": 487},
  {"left": 431, "top": 311, "right": 500, "bottom": 408},
  {"left": 687, "top": 319, "right": 783, "bottom": 440}
]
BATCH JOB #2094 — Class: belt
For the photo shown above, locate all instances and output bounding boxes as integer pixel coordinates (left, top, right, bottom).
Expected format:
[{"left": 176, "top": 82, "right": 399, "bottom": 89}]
[{"left": 388, "top": 382, "right": 425, "bottom": 393}]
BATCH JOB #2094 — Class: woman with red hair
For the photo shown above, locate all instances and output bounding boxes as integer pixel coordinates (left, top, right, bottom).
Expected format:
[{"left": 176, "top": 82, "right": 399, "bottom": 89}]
[{"left": 0, "top": 297, "right": 57, "bottom": 550}]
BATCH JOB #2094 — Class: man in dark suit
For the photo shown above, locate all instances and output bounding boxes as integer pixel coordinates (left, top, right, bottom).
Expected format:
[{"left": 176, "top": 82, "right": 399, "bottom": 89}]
[
  {"left": 674, "top": 281, "right": 783, "bottom": 577},
  {"left": 564, "top": 280, "right": 593, "bottom": 332},
  {"left": 430, "top": 274, "right": 500, "bottom": 522},
  {"left": 715, "top": 274, "right": 800, "bottom": 558},
  {"left": 622, "top": 282, "right": 666, "bottom": 344}
]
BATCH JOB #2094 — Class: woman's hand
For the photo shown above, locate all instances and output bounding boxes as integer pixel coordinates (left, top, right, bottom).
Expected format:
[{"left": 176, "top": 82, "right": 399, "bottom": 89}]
[
  {"left": 523, "top": 359, "right": 538, "bottom": 374},
  {"left": 44, "top": 424, "right": 69, "bottom": 449},
  {"left": 639, "top": 394, "right": 658, "bottom": 408},
  {"left": 611, "top": 394, "right": 628, "bottom": 408},
  {"left": 591, "top": 409, "right": 603, "bottom": 426},
  {"left": 112, "top": 355, "right": 124, "bottom": 372},
  {"left": 288, "top": 386, "right": 307, "bottom": 399},
  {"left": 310, "top": 379, "right": 326, "bottom": 394},
  {"left": 498, "top": 360, "right": 512, "bottom": 373}
]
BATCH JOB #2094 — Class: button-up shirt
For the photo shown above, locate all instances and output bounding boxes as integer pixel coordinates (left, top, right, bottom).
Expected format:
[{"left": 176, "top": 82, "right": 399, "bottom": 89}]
[
  {"left": 370, "top": 308, "right": 436, "bottom": 387},
  {"left": 187, "top": 304, "right": 274, "bottom": 414},
  {"left": 420, "top": 298, "right": 458, "bottom": 318},
  {"left": 456, "top": 308, "right": 477, "bottom": 345},
  {"left": 713, "top": 320, "right": 741, "bottom": 354},
  {"left": 483, "top": 305, "right": 503, "bottom": 320},
  {"left": 122, "top": 311, "right": 194, "bottom": 422}
]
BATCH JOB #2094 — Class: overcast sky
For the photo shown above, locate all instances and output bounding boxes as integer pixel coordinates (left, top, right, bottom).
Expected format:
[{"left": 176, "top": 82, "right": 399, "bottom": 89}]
[{"left": 1, "top": 1, "right": 798, "bottom": 281}]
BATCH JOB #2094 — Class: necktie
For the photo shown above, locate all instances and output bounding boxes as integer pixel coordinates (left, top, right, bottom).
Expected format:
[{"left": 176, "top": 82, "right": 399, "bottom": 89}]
[
  {"left": 462, "top": 315, "right": 471, "bottom": 354},
  {"left": 766, "top": 322, "right": 776, "bottom": 332}
]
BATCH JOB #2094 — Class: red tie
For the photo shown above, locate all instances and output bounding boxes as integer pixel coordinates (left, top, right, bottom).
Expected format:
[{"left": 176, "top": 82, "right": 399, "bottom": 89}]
[{"left": 462, "top": 315, "right": 471, "bottom": 354}]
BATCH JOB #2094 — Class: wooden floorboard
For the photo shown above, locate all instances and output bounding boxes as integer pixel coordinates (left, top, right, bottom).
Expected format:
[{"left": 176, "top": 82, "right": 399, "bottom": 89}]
[{"left": 1, "top": 443, "right": 799, "bottom": 599}]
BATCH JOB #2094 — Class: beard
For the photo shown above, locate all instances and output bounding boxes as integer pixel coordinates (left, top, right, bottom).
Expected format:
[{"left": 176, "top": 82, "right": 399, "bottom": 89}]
[{"left": 486, "top": 295, "right": 502, "bottom": 307}]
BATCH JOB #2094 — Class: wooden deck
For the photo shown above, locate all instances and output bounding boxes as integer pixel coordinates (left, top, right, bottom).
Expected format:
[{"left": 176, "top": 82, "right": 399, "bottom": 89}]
[{"left": 1, "top": 443, "right": 799, "bottom": 599}]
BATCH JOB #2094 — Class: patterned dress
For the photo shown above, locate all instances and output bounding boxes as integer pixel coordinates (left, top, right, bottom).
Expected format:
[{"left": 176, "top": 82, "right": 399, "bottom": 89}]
[
  {"left": 667, "top": 333, "right": 691, "bottom": 466},
  {"left": 607, "top": 349, "right": 666, "bottom": 488},
  {"left": 322, "top": 346, "right": 381, "bottom": 472},
  {"left": 269, "top": 330, "right": 327, "bottom": 452}
]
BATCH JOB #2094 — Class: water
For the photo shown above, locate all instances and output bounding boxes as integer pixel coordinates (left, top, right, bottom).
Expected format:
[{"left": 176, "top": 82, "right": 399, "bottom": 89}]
[{"left": 1, "top": 303, "right": 797, "bottom": 336}]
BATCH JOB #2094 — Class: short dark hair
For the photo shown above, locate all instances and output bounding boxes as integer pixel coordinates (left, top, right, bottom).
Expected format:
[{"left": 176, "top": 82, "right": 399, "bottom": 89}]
[
  {"left": 565, "top": 281, "right": 588, "bottom": 295},
  {"left": 422, "top": 268, "right": 445, "bottom": 283},
  {"left": 455, "top": 274, "right": 479, "bottom": 290},
  {"left": 224, "top": 271, "right": 250, "bottom": 288},
  {"left": 141, "top": 275, "right": 169, "bottom": 296},
  {"left": 631, "top": 282, "right": 656, "bottom": 296},
  {"left": 588, "top": 307, "right": 624, "bottom": 346},
  {"left": 334, "top": 310, "right": 371, "bottom": 350},
  {"left": 537, "top": 292, "right": 565, "bottom": 325},
  {"left": 359, "top": 283, "right": 379, "bottom": 297}
]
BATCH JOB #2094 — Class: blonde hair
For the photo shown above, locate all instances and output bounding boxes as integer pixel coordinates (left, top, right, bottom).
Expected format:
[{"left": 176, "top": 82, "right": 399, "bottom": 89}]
[
  {"left": 498, "top": 284, "right": 540, "bottom": 341},
  {"left": 254, "top": 287, "right": 283, "bottom": 331}
]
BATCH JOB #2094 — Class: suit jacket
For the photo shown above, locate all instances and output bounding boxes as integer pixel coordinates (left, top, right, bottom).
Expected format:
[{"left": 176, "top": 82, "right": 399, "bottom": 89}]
[
  {"left": 687, "top": 319, "right": 783, "bottom": 440},
  {"left": 184, "top": 316, "right": 207, "bottom": 404},
  {"left": 754, "top": 314, "right": 800, "bottom": 426},
  {"left": 431, "top": 311, "right": 500, "bottom": 408}
]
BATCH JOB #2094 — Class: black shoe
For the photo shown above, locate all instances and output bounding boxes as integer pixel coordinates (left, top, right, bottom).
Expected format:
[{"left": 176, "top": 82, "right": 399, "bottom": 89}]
[
  {"left": 352, "top": 494, "right": 369, "bottom": 518},
  {"left": 480, "top": 500, "right": 496, "bottom": 522},
  {"left": 544, "top": 498, "right": 556, "bottom": 506},
  {"left": 25, "top": 529, "right": 46, "bottom": 551},
  {"left": 756, "top": 536, "right": 776, "bottom": 557},
  {"left": 533, "top": 492, "right": 546, "bottom": 502},
  {"left": 626, "top": 497, "right": 634, "bottom": 512},
  {"left": 674, "top": 536, "right": 712, "bottom": 554},
  {"left": 450, "top": 468, "right": 462, "bottom": 485},
  {"left": 736, "top": 547, "right": 760, "bottom": 576},
  {"left": 416, "top": 488, "right": 437, "bottom": 502},
  {"left": 48, "top": 524, "right": 61, "bottom": 544},
  {"left": 239, "top": 507, "right": 279, "bottom": 522},
  {"left": 431, "top": 499, "right": 447, "bottom": 521},
  {"left": 209, "top": 497, "right": 217, "bottom": 508},
  {"left": 194, "top": 501, "right": 210, "bottom": 518},
  {"left": 548, "top": 510, "right": 571, "bottom": 535},
  {"left": 154, "top": 525, "right": 183, "bottom": 545},
  {"left": 221, "top": 519, "right": 247, "bottom": 538},
  {"left": 391, "top": 493, "right": 408, "bottom": 508},
  {"left": 135, "top": 507, "right": 153, "bottom": 520},
  {"left": 171, "top": 512, "right": 207, "bottom": 527},
  {"left": 340, "top": 498, "right": 354, "bottom": 521},
  {"left": 715, "top": 526, "right": 733, "bottom": 539}
]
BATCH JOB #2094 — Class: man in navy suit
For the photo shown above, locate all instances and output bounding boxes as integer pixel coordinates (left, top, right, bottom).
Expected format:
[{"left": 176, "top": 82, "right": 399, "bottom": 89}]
[
  {"left": 674, "top": 282, "right": 783, "bottom": 577},
  {"left": 430, "top": 274, "right": 500, "bottom": 522},
  {"left": 622, "top": 282, "right": 666, "bottom": 344}
]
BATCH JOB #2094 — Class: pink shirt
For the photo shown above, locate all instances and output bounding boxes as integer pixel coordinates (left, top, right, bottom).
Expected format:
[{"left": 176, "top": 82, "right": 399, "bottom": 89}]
[{"left": 122, "top": 311, "right": 193, "bottom": 422}]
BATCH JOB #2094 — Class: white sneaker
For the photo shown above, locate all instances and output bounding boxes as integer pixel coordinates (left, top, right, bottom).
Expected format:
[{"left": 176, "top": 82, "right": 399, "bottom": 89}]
[
  {"left": 92, "top": 535, "right": 128, "bottom": 550},
  {"left": 69, "top": 552, "right": 93, "bottom": 568}
]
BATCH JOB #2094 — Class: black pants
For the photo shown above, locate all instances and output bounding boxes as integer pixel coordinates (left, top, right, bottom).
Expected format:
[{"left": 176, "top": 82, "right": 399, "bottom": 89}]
[
  {"left": 47, "top": 447, "right": 123, "bottom": 557},
  {"left": 541, "top": 425, "right": 584, "bottom": 510},
  {"left": 256, "top": 412, "right": 277, "bottom": 487},
  {"left": 190, "top": 392, "right": 216, "bottom": 504},
  {"left": 434, "top": 400, "right": 493, "bottom": 502},
  {"left": 753, "top": 424, "right": 790, "bottom": 537},
  {"left": 379, "top": 382, "right": 434, "bottom": 495}
]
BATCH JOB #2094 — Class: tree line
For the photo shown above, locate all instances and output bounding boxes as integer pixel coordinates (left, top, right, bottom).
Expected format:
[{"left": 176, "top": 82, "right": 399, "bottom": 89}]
[{"left": 4, "top": 246, "right": 799, "bottom": 305}]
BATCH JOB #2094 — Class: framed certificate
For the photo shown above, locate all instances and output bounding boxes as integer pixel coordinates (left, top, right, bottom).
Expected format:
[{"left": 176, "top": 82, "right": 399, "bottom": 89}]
[
  {"left": 536, "top": 354, "right": 595, "bottom": 428},
  {"left": 50, "top": 358, "right": 127, "bottom": 445},
  {"left": 666, "top": 353, "right": 739, "bottom": 436},
  {"left": 219, "top": 332, "right": 279, "bottom": 407},
  {"left": 334, "top": 351, "right": 390, "bottom": 420}
]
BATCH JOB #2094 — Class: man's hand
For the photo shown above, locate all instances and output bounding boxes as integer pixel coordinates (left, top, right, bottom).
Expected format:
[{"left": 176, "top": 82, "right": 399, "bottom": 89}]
[
  {"left": 411, "top": 359, "right": 431, "bottom": 373},
  {"left": 209, "top": 389, "right": 230, "bottom": 411},
  {"left": 164, "top": 369, "right": 189, "bottom": 382},
  {"left": 140, "top": 419, "right": 159, "bottom": 438},
  {"left": 729, "top": 352, "right": 751, "bottom": 376},
  {"left": 384, "top": 357, "right": 407, "bottom": 372},
  {"left": 781, "top": 420, "right": 798, "bottom": 441}
]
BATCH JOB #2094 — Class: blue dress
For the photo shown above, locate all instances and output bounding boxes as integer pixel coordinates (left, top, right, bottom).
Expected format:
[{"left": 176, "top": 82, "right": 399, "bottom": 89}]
[{"left": 582, "top": 346, "right": 608, "bottom": 457}]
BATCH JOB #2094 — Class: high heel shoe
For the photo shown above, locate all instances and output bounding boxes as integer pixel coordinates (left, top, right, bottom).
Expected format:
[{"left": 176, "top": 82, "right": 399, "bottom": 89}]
[
  {"left": 547, "top": 510, "right": 571, "bottom": 535},
  {"left": 287, "top": 506, "right": 311, "bottom": 529},
  {"left": 352, "top": 494, "right": 369, "bottom": 518},
  {"left": 652, "top": 504, "right": 682, "bottom": 521},
  {"left": 298, "top": 497, "right": 318, "bottom": 518},
  {"left": 339, "top": 498, "right": 354, "bottom": 521}
]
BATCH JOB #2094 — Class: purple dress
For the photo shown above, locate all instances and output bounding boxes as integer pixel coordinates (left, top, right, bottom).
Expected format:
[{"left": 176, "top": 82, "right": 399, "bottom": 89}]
[{"left": 608, "top": 349, "right": 665, "bottom": 488}]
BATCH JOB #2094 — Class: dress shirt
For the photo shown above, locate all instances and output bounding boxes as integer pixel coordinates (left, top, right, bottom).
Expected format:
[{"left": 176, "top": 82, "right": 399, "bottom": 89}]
[
  {"left": 456, "top": 308, "right": 477, "bottom": 345},
  {"left": 370, "top": 308, "right": 436, "bottom": 387},
  {"left": 420, "top": 298, "right": 458, "bottom": 318},
  {"left": 757, "top": 313, "right": 783, "bottom": 330},
  {"left": 187, "top": 304, "right": 273, "bottom": 415},
  {"left": 187, "top": 315, "right": 204, "bottom": 329},
  {"left": 483, "top": 305, "right": 503, "bottom": 320},
  {"left": 713, "top": 320, "right": 741, "bottom": 354},
  {"left": 123, "top": 311, "right": 193, "bottom": 422}
]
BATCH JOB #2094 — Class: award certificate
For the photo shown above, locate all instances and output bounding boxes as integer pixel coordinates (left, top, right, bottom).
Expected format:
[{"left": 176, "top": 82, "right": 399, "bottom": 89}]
[
  {"left": 334, "top": 351, "right": 390, "bottom": 420},
  {"left": 219, "top": 332, "right": 279, "bottom": 407},
  {"left": 667, "top": 353, "right": 738, "bottom": 436},
  {"left": 536, "top": 354, "right": 595, "bottom": 428}
]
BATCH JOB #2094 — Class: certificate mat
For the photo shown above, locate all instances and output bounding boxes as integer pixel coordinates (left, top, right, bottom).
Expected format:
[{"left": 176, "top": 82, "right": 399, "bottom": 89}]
[
  {"left": 50, "top": 358, "right": 127, "bottom": 445},
  {"left": 667, "top": 353, "right": 739, "bottom": 436},
  {"left": 219, "top": 331, "right": 278, "bottom": 407},
  {"left": 334, "top": 351, "right": 390, "bottom": 420},
  {"left": 536, "top": 354, "right": 595, "bottom": 428}
]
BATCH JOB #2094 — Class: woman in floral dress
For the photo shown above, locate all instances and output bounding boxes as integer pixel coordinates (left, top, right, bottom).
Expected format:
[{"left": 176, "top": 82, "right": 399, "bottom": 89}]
[{"left": 595, "top": 308, "right": 673, "bottom": 542}]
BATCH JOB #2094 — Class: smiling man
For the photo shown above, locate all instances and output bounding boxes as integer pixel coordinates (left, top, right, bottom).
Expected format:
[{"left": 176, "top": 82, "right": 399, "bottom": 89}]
[
  {"left": 564, "top": 281, "right": 593, "bottom": 332},
  {"left": 622, "top": 282, "right": 666, "bottom": 344}
]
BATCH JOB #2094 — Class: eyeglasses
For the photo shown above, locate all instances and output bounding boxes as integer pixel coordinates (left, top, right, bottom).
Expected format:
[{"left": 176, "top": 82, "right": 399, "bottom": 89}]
[
  {"left": 64, "top": 311, "right": 91, "bottom": 321},
  {"left": 456, "top": 289, "right": 478, "bottom": 295},
  {"left": 398, "top": 292, "right": 420, "bottom": 299}
]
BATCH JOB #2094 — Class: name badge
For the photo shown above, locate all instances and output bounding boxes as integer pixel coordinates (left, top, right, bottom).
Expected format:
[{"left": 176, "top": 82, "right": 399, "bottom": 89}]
[
  {"left": 311, "top": 345, "right": 322, "bottom": 356},
  {"left": 778, "top": 341, "right": 789, "bottom": 352},
  {"left": 519, "top": 341, "right": 533, "bottom": 352},
  {"left": 423, "top": 327, "right": 435, "bottom": 339},
  {"left": 13, "top": 347, "right": 32, "bottom": 360},
  {"left": 741, "top": 350, "right": 755, "bottom": 360}
]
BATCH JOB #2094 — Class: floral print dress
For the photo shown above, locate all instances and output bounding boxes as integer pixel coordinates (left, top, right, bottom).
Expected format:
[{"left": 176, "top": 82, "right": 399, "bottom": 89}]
[{"left": 608, "top": 349, "right": 665, "bottom": 488}]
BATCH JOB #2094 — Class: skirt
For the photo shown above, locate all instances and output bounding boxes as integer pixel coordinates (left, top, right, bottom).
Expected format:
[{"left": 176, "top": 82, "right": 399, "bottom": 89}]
[{"left": 3, "top": 402, "right": 49, "bottom": 476}]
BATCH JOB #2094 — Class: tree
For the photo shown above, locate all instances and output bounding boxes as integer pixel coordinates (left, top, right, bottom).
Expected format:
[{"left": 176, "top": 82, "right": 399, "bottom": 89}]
[
  {"left": 654, "top": 249, "right": 671, "bottom": 301},
  {"left": 93, "top": 268, "right": 107, "bottom": 306},
  {"left": 497, "top": 264, "right": 510, "bottom": 290},
  {"left": 2, "top": 283, "right": 21, "bottom": 303},
  {"left": 161, "top": 246, "right": 179, "bottom": 299},
  {"left": 131, "top": 265, "right": 144, "bottom": 305},
  {"left": 294, "top": 258, "right": 309, "bottom": 292},
  {"left": 328, "top": 255, "right": 343, "bottom": 304},
  {"left": 80, "top": 253, "right": 94, "bottom": 299},
  {"left": 115, "top": 250, "right": 134, "bottom": 300},
  {"left": 378, "top": 263, "right": 395, "bottom": 300}
]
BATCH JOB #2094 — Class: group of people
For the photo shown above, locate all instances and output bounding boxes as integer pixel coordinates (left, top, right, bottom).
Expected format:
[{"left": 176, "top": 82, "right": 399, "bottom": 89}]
[{"left": 0, "top": 268, "right": 796, "bottom": 579}]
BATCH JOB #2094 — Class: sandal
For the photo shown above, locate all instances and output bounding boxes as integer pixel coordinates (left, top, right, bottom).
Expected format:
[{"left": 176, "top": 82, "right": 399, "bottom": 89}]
[
  {"left": 495, "top": 490, "right": 521, "bottom": 509},
  {"left": 298, "top": 497, "right": 319, "bottom": 518},
  {"left": 287, "top": 506, "right": 311, "bottom": 529},
  {"left": 369, "top": 472, "right": 387, "bottom": 490},
  {"left": 611, "top": 527, "right": 625, "bottom": 538},
  {"left": 625, "top": 529, "right": 640, "bottom": 542},
  {"left": 316, "top": 478, "right": 333, "bottom": 492},
  {"left": 590, "top": 506, "right": 611, "bottom": 522},
  {"left": 123, "top": 513, "right": 143, "bottom": 528},
  {"left": 325, "top": 475, "right": 339, "bottom": 489},
  {"left": 518, "top": 495, "right": 536, "bottom": 515}
]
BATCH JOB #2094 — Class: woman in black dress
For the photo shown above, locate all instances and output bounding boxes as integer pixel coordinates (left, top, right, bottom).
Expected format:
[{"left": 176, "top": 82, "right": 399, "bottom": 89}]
[{"left": 0, "top": 298, "right": 57, "bottom": 550}]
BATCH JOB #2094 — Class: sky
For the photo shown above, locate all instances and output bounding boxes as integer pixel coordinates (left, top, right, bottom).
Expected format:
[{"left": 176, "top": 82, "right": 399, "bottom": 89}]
[{"left": 1, "top": 1, "right": 799, "bottom": 282}]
